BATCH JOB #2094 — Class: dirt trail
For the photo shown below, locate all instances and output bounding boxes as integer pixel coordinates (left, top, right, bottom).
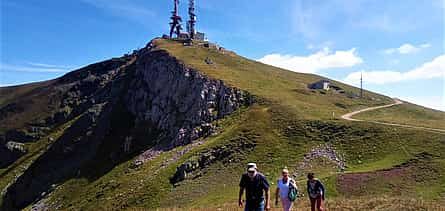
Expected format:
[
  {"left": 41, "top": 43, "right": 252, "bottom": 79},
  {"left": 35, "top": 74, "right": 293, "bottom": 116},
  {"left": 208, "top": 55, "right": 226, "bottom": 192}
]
[{"left": 341, "top": 99, "right": 445, "bottom": 134}]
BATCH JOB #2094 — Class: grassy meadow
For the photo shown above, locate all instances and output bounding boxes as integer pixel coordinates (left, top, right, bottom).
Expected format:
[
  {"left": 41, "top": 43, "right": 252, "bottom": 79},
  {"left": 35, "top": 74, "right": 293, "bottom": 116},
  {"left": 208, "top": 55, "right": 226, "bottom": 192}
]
[{"left": 2, "top": 39, "right": 443, "bottom": 210}]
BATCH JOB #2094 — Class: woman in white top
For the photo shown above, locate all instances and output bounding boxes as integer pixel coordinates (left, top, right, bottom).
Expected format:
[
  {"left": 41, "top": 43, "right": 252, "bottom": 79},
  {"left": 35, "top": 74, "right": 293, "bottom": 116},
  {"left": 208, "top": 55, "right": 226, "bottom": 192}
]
[{"left": 275, "top": 167, "right": 297, "bottom": 211}]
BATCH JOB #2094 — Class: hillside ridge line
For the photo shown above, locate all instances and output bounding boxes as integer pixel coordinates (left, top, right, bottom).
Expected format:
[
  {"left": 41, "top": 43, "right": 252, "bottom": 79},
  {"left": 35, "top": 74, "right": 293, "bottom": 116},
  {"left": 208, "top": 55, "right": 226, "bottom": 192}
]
[{"left": 341, "top": 99, "right": 445, "bottom": 133}]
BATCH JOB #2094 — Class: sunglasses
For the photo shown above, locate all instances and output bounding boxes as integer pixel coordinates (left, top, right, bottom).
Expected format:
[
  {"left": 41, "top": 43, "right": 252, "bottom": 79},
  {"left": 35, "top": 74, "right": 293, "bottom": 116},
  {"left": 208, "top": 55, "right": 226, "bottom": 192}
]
[{"left": 247, "top": 170, "right": 255, "bottom": 174}]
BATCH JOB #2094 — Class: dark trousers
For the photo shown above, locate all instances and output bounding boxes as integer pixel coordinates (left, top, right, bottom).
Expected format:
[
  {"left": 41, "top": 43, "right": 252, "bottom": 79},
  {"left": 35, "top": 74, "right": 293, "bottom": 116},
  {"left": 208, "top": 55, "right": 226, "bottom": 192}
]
[
  {"left": 245, "top": 199, "right": 265, "bottom": 211},
  {"left": 310, "top": 196, "right": 323, "bottom": 211}
]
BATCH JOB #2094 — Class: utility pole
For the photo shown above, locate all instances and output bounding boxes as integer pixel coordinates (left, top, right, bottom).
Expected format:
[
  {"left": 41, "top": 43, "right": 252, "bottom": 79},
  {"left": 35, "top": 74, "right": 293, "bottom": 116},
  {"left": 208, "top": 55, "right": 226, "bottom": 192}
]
[{"left": 360, "top": 72, "right": 363, "bottom": 98}]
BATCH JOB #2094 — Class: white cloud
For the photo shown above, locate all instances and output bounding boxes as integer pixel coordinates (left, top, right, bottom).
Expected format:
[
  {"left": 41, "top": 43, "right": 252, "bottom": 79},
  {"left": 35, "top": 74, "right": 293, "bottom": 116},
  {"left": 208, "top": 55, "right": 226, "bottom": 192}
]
[
  {"left": 384, "top": 43, "right": 431, "bottom": 55},
  {"left": 0, "top": 63, "right": 72, "bottom": 73},
  {"left": 398, "top": 44, "right": 419, "bottom": 54},
  {"left": 257, "top": 48, "right": 363, "bottom": 73},
  {"left": 26, "top": 62, "right": 74, "bottom": 69},
  {"left": 344, "top": 54, "right": 445, "bottom": 85},
  {"left": 420, "top": 43, "right": 431, "bottom": 48}
]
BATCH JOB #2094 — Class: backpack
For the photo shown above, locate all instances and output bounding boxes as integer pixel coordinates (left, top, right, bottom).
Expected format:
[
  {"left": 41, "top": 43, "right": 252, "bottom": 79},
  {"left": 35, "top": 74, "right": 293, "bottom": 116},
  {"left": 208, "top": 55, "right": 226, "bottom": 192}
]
[
  {"left": 307, "top": 179, "right": 326, "bottom": 200},
  {"left": 288, "top": 180, "right": 298, "bottom": 201}
]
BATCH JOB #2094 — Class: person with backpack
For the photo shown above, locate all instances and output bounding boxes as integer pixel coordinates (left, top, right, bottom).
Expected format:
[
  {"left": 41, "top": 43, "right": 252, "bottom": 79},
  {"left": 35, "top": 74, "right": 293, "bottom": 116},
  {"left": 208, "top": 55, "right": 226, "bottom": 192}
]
[
  {"left": 306, "top": 172, "right": 325, "bottom": 211},
  {"left": 239, "top": 163, "right": 271, "bottom": 211},
  {"left": 275, "top": 167, "right": 298, "bottom": 211}
]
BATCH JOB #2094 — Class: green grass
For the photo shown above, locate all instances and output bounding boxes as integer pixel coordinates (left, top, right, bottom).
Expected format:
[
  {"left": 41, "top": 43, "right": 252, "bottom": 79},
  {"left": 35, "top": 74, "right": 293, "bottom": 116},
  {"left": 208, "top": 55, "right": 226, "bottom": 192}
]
[
  {"left": 160, "top": 105, "right": 311, "bottom": 209},
  {"left": 355, "top": 102, "right": 445, "bottom": 130},
  {"left": 0, "top": 115, "right": 81, "bottom": 206},
  {"left": 153, "top": 39, "right": 392, "bottom": 120},
  {"left": 5, "top": 38, "right": 445, "bottom": 210},
  {"left": 25, "top": 106, "right": 257, "bottom": 210},
  {"left": 34, "top": 103, "right": 445, "bottom": 210},
  {"left": 153, "top": 39, "right": 445, "bottom": 208}
]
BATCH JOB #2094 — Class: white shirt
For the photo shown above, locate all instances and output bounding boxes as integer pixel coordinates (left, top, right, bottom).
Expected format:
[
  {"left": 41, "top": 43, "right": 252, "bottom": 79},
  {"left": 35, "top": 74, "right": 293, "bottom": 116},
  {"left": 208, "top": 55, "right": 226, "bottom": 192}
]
[{"left": 277, "top": 178, "right": 295, "bottom": 198}]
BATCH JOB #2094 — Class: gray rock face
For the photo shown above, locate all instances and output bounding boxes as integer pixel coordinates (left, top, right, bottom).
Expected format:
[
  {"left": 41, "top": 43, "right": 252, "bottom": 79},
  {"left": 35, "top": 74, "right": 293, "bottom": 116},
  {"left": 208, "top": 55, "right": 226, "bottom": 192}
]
[{"left": 127, "top": 50, "right": 252, "bottom": 148}]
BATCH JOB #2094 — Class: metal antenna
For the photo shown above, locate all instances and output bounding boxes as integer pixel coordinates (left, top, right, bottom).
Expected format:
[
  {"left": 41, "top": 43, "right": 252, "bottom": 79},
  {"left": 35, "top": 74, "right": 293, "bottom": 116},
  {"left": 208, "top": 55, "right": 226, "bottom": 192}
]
[
  {"left": 187, "top": 0, "right": 196, "bottom": 39},
  {"left": 169, "top": 0, "right": 182, "bottom": 38}
]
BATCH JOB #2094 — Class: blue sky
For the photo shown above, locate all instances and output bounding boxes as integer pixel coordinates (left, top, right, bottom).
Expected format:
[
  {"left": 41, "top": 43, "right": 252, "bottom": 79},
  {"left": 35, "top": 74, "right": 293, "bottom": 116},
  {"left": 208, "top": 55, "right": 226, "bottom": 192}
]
[{"left": 1, "top": 0, "right": 444, "bottom": 110}]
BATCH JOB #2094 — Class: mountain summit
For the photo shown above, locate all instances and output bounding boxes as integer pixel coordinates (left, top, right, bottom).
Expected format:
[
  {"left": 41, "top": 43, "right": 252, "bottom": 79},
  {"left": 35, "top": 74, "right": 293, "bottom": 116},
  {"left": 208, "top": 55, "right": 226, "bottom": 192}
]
[{"left": 1, "top": 38, "right": 444, "bottom": 210}]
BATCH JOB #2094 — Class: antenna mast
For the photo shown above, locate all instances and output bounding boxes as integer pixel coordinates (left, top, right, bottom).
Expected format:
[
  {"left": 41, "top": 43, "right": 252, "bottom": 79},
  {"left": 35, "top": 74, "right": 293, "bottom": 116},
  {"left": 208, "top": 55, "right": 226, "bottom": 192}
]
[
  {"left": 187, "top": 0, "right": 196, "bottom": 39},
  {"left": 169, "top": 0, "right": 182, "bottom": 38}
]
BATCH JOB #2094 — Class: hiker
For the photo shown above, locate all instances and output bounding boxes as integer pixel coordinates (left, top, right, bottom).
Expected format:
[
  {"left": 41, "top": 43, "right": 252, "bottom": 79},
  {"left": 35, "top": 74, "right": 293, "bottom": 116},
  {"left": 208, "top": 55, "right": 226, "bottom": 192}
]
[
  {"left": 307, "top": 173, "right": 325, "bottom": 211},
  {"left": 275, "top": 167, "right": 297, "bottom": 211},
  {"left": 239, "top": 163, "right": 271, "bottom": 211}
]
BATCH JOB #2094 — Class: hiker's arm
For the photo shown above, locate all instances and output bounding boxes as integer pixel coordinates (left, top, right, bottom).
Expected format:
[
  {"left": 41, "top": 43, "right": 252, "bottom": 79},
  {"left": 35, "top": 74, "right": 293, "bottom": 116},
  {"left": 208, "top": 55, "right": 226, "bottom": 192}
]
[
  {"left": 319, "top": 181, "right": 325, "bottom": 199},
  {"left": 265, "top": 188, "right": 271, "bottom": 210},
  {"left": 320, "top": 182, "right": 325, "bottom": 193},
  {"left": 238, "top": 187, "right": 244, "bottom": 207},
  {"left": 239, "top": 176, "right": 245, "bottom": 207},
  {"left": 290, "top": 179, "right": 297, "bottom": 188}
]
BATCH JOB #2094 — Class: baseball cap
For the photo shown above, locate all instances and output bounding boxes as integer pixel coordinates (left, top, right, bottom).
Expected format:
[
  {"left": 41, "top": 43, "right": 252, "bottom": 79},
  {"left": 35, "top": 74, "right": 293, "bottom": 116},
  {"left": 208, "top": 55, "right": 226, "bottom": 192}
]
[{"left": 247, "top": 163, "right": 257, "bottom": 171}]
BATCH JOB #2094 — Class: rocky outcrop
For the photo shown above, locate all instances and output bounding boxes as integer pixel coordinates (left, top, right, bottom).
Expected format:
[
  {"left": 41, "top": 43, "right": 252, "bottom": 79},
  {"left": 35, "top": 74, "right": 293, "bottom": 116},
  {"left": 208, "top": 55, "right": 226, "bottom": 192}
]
[
  {"left": 127, "top": 49, "right": 253, "bottom": 148},
  {"left": 293, "top": 144, "right": 346, "bottom": 179},
  {"left": 170, "top": 137, "right": 256, "bottom": 184}
]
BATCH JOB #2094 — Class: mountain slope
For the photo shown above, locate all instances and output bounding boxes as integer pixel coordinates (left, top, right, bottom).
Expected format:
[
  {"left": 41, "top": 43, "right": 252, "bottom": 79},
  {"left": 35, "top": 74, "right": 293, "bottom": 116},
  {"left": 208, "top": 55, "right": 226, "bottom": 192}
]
[
  {"left": 1, "top": 38, "right": 444, "bottom": 210},
  {"left": 1, "top": 40, "right": 252, "bottom": 210},
  {"left": 354, "top": 102, "right": 445, "bottom": 130},
  {"left": 154, "top": 39, "right": 394, "bottom": 119}
]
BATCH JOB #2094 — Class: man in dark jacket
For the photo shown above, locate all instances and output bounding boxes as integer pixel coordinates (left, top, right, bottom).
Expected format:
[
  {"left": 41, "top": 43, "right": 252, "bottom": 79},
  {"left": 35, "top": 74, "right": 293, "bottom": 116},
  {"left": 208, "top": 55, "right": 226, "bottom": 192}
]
[
  {"left": 307, "top": 172, "right": 325, "bottom": 211},
  {"left": 239, "top": 163, "right": 271, "bottom": 211}
]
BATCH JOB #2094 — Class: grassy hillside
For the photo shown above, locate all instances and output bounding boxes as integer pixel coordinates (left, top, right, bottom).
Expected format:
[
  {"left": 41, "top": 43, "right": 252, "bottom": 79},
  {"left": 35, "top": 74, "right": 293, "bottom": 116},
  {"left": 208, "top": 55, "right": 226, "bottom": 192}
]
[
  {"left": 0, "top": 80, "right": 55, "bottom": 107},
  {"left": 4, "top": 38, "right": 445, "bottom": 210},
  {"left": 354, "top": 102, "right": 445, "bottom": 130},
  {"left": 0, "top": 80, "right": 61, "bottom": 133},
  {"left": 153, "top": 39, "right": 393, "bottom": 120},
  {"left": 28, "top": 104, "right": 445, "bottom": 210},
  {"left": 0, "top": 115, "right": 80, "bottom": 206}
]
